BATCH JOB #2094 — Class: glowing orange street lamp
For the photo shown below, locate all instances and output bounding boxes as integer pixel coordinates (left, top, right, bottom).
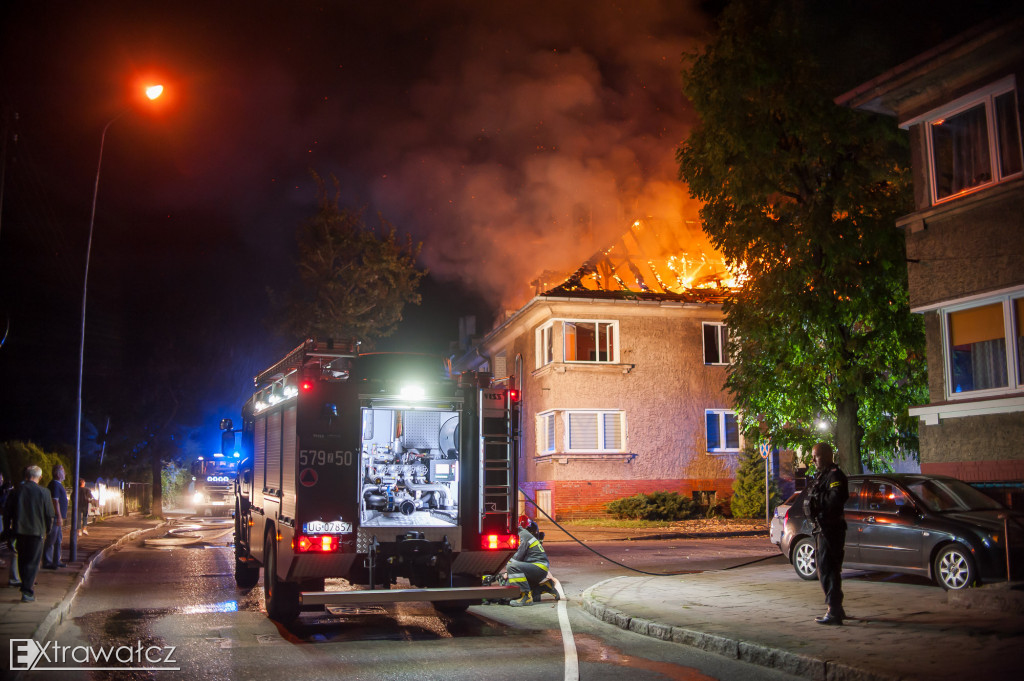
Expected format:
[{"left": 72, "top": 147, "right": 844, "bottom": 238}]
[{"left": 71, "top": 83, "right": 164, "bottom": 561}]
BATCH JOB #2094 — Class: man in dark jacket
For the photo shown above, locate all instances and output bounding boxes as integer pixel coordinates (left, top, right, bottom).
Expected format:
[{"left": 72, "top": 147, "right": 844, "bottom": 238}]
[
  {"left": 504, "top": 515, "right": 558, "bottom": 607},
  {"left": 15, "top": 465, "right": 55, "bottom": 602},
  {"left": 43, "top": 464, "right": 68, "bottom": 569},
  {"left": 804, "top": 442, "right": 849, "bottom": 625}
]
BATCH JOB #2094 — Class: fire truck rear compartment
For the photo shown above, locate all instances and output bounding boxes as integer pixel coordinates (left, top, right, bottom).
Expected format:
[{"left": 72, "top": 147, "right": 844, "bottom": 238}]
[{"left": 359, "top": 407, "right": 460, "bottom": 529}]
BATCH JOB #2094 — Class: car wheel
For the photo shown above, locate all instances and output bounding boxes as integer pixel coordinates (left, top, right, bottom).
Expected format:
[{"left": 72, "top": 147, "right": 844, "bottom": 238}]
[
  {"left": 934, "top": 544, "right": 975, "bottom": 591},
  {"left": 792, "top": 537, "right": 818, "bottom": 580}
]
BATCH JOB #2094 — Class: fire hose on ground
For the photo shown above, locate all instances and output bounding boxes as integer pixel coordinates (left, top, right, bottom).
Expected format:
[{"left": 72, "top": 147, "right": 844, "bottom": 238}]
[{"left": 518, "top": 488, "right": 779, "bottom": 576}]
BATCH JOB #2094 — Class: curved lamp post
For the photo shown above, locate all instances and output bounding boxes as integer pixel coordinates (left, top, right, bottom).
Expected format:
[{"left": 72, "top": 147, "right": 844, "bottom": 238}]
[{"left": 71, "top": 84, "right": 163, "bottom": 562}]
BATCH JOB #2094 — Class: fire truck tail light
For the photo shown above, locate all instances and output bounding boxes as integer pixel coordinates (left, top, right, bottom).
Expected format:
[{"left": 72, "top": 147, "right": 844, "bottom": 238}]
[
  {"left": 482, "top": 533, "right": 517, "bottom": 550},
  {"left": 508, "top": 388, "right": 521, "bottom": 403},
  {"left": 301, "top": 380, "right": 315, "bottom": 392},
  {"left": 293, "top": 534, "right": 340, "bottom": 553}
]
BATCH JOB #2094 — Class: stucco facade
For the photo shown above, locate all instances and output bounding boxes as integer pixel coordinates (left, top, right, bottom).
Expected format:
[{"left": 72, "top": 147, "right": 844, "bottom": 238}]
[
  {"left": 838, "top": 17, "right": 1024, "bottom": 506},
  {"left": 461, "top": 294, "right": 740, "bottom": 519}
]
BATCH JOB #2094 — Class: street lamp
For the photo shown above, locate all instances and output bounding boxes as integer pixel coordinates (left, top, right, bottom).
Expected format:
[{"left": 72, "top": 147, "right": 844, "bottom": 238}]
[{"left": 70, "top": 84, "right": 163, "bottom": 562}]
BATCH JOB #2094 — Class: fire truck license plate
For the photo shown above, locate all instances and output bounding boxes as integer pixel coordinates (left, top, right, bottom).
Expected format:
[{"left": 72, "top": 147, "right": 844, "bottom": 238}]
[{"left": 303, "top": 520, "right": 352, "bottom": 534}]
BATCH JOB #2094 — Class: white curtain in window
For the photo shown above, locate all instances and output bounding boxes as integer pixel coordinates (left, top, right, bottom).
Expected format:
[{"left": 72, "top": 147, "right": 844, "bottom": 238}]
[
  {"left": 602, "top": 413, "right": 622, "bottom": 449},
  {"left": 568, "top": 412, "right": 598, "bottom": 449}
]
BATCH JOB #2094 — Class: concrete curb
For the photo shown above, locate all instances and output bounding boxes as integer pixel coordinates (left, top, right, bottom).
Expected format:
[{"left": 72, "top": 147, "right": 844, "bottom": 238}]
[
  {"left": 580, "top": 578, "right": 903, "bottom": 681},
  {"left": 32, "top": 521, "right": 168, "bottom": 644}
]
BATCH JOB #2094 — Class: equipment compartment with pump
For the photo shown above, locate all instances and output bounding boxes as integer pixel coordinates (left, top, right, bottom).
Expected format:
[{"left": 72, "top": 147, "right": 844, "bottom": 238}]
[{"left": 359, "top": 407, "right": 460, "bottom": 527}]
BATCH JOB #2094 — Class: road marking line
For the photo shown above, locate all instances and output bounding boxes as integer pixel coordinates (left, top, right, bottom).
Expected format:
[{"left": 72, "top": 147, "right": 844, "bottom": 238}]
[{"left": 549, "top": 577, "right": 578, "bottom": 681}]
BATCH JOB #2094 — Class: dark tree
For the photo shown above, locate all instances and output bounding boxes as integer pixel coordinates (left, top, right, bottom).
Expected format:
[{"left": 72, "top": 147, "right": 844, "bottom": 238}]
[
  {"left": 677, "top": 0, "right": 927, "bottom": 473},
  {"left": 272, "top": 177, "right": 425, "bottom": 347}
]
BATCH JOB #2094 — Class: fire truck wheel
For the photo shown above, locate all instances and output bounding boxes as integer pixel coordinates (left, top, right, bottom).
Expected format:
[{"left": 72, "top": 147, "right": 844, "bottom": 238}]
[
  {"left": 433, "top": 602, "right": 471, "bottom": 615},
  {"left": 235, "top": 555, "right": 260, "bottom": 589},
  {"left": 264, "top": 534, "right": 301, "bottom": 622}
]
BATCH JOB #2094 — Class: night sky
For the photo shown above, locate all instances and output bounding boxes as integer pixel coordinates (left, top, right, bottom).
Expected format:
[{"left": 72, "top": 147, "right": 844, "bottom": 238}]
[
  {"left": 0, "top": 1, "right": 1014, "bottom": 464},
  {"left": 0, "top": 1, "right": 717, "bottom": 459}
]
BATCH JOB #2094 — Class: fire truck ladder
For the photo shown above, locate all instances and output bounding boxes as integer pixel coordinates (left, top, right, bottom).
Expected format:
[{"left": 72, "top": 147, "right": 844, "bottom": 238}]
[{"left": 479, "top": 392, "right": 515, "bottom": 534}]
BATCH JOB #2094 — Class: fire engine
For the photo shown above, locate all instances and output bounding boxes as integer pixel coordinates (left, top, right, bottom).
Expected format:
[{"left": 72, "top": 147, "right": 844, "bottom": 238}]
[
  {"left": 224, "top": 339, "right": 522, "bottom": 622},
  {"left": 191, "top": 455, "right": 239, "bottom": 516}
]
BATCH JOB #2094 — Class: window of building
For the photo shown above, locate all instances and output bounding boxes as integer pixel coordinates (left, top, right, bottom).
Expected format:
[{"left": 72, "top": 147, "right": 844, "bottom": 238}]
[
  {"left": 705, "top": 409, "right": 740, "bottom": 452},
  {"left": 926, "top": 79, "right": 1023, "bottom": 204},
  {"left": 943, "top": 292, "right": 1024, "bottom": 397},
  {"left": 1017, "top": 298, "right": 1024, "bottom": 386},
  {"left": 537, "top": 412, "right": 556, "bottom": 454},
  {"left": 536, "top": 323, "right": 554, "bottom": 368},
  {"left": 565, "top": 410, "right": 625, "bottom": 452},
  {"left": 702, "top": 322, "right": 729, "bottom": 365},
  {"left": 493, "top": 352, "right": 507, "bottom": 379},
  {"left": 564, "top": 321, "right": 617, "bottom": 363}
]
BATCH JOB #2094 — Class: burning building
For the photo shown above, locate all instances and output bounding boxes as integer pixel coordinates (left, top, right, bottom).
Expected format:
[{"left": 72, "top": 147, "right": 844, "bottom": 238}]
[{"left": 454, "top": 216, "right": 744, "bottom": 519}]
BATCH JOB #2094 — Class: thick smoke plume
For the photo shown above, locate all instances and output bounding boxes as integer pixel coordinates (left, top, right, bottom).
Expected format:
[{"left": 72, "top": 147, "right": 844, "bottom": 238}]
[{"left": 357, "top": 2, "right": 718, "bottom": 309}]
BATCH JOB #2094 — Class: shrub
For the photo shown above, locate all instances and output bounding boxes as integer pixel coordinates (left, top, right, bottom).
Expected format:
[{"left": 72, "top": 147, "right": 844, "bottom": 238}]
[
  {"left": 605, "top": 491, "right": 696, "bottom": 521},
  {"left": 0, "top": 441, "right": 71, "bottom": 487},
  {"left": 730, "top": 445, "right": 780, "bottom": 518}
]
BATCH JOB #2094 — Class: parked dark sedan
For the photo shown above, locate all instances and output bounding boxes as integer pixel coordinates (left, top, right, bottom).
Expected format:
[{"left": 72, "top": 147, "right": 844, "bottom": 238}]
[{"left": 779, "top": 474, "right": 1024, "bottom": 590}]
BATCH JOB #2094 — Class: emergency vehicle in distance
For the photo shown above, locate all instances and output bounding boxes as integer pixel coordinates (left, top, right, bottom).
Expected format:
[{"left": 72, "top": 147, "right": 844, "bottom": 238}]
[
  {"left": 224, "top": 338, "right": 522, "bottom": 622},
  {"left": 190, "top": 454, "right": 239, "bottom": 516}
]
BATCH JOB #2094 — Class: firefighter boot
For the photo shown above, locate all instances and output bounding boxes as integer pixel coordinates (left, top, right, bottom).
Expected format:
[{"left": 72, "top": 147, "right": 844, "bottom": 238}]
[
  {"left": 537, "top": 579, "right": 560, "bottom": 601},
  {"left": 509, "top": 591, "right": 533, "bottom": 607}
]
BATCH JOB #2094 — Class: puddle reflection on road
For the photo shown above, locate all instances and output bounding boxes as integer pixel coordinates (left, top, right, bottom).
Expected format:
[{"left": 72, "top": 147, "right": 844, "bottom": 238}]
[{"left": 575, "top": 633, "right": 720, "bottom": 681}]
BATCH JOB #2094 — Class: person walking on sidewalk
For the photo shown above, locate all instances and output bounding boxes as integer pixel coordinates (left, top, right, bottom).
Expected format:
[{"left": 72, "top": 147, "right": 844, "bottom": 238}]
[
  {"left": 804, "top": 442, "right": 849, "bottom": 625},
  {"left": 77, "top": 478, "right": 90, "bottom": 536},
  {"left": 14, "top": 465, "right": 55, "bottom": 602},
  {"left": 43, "top": 464, "right": 68, "bottom": 569},
  {"left": 5, "top": 467, "right": 32, "bottom": 587},
  {"left": 0, "top": 472, "right": 9, "bottom": 569}
]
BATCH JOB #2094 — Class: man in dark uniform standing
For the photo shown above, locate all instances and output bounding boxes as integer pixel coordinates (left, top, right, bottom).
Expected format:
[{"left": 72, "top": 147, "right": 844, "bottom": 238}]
[{"left": 805, "top": 442, "right": 849, "bottom": 625}]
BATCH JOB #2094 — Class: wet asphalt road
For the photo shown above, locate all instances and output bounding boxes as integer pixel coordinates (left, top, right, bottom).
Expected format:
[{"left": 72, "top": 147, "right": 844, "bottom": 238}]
[{"left": 47, "top": 522, "right": 799, "bottom": 681}]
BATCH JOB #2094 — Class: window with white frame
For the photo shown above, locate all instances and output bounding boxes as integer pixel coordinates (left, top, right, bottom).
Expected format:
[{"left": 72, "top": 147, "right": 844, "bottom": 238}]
[
  {"left": 565, "top": 410, "right": 625, "bottom": 452},
  {"left": 537, "top": 412, "right": 556, "bottom": 454},
  {"left": 943, "top": 293, "right": 1024, "bottom": 397},
  {"left": 536, "top": 323, "right": 554, "bottom": 368},
  {"left": 702, "top": 322, "right": 729, "bottom": 365},
  {"left": 564, "top": 321, "right": 617, "bottom": 363},
  {"left": 706, "top": 409, "right": 740, "bottom": 452},
  {"left": 926, "top": 78, "right": 1023, "bottom": 204}
]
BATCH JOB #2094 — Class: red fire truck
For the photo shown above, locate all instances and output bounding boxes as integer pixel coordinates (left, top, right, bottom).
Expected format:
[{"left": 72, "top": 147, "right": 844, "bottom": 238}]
[{"left": 225, "top": 339, "right": 522, "bottom": 622}]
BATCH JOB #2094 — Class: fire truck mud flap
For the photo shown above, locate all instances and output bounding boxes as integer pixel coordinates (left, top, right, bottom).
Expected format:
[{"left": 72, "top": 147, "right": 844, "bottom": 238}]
[{"left": 300, "top": 585, "right": 521, "bottom": 606}]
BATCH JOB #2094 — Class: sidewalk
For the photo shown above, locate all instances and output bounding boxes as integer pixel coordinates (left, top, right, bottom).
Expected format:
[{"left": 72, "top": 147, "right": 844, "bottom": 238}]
[
  {"left": 582, "top": 562, "right": 1024, "bottom": 681},
  {"left": 540, "top": 518, "right": 767, "bottom": 543},
  {"left": 0, "top": 514, "right": 164, "bottom": 649}
]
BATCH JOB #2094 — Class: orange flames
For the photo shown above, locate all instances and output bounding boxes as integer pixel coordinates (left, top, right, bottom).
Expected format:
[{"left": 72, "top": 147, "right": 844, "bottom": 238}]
[{"left": 533, "top": 216, "right": 743, "bottom": 299}]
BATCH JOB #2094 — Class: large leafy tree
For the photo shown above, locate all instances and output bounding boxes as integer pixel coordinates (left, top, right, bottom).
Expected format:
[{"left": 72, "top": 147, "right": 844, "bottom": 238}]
[
  {"left": 273, "top": 177, "right": 425, "bottom": 347},
  {"left": 677, "top": 0, "right": 926, "bottom": 473}
]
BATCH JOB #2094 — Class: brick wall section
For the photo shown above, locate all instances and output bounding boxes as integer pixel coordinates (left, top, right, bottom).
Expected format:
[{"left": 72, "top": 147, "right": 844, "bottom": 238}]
[
  {"left": 921, "top": 459, "right": 1024, "bottom": 482},
  {"left": 521, "top": 478, "right": 734, "bottom": 519}
]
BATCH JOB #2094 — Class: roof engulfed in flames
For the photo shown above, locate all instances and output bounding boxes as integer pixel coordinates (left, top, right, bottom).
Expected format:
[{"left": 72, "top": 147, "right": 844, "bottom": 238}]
[{"left": 533, "top": 218, "right": 742, "bottom": 303}]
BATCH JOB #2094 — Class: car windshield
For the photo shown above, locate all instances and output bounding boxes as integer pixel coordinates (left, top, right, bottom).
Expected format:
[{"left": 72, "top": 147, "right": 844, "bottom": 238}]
[{"left": 906, "top": 478, "right": 1004, "bottom": 512}]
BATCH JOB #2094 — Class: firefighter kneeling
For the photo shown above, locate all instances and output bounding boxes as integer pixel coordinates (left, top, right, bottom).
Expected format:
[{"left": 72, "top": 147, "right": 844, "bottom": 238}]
[{"left": 502, "top": 515, "right": 559, "bottom": 607}]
